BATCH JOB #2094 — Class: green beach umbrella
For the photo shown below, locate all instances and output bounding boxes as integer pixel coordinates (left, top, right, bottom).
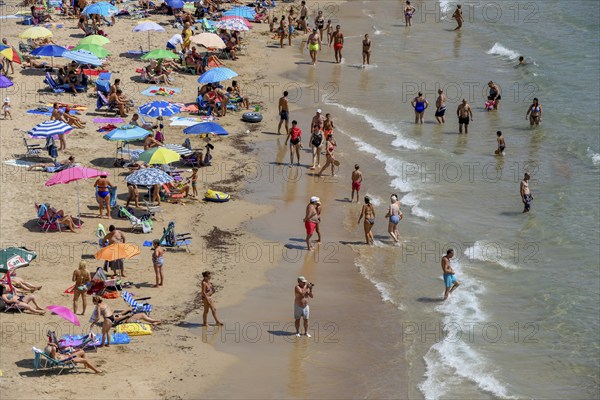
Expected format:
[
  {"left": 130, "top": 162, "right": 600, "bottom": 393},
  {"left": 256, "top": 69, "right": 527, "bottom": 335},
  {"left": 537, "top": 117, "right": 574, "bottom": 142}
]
[
  {"left": 78, "top": 35, "right": 110, "bottom": 46},
  {"left": 141, "top": 48, "right": 179, "bottom": 60},
  {"left": 0, "top": 247, "right": 37, "bottom": 292},
  {"left": 73, "top": 44, "right": 110, "bottom": 58}
]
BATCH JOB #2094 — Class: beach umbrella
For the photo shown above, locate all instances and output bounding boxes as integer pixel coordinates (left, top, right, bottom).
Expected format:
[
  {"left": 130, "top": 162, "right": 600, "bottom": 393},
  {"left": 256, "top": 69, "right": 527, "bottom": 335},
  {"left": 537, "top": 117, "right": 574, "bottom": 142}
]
[
  {"left": 219, "top": 15, "right": 253, "bottom": 27},
  {"left": 138, "top": 147, "right": 181, "bottom": 165},
  {"left": 0, "top": 74, "right": 13, "bottom": 88},
  {"left": 19, "top": 26, "right": 53, "bottom": 39},
  {"left": 63, "top": 49, "right": 103, "bottom": 66},
  {"left": 138, "top": 101, "right": 181, "bottom": 117},
  {"left": 78, "top": 35, "right": 110, "bottom": 46},
  {"left": 125, "top": 168, "right": 173, "bottom": 186},
  {"left": 190, "top": 32, "right": 226, "bottom": 49},
  {"left": 72, "top": 44, "right": 110, "bottom": 58},
  {"left": 140, "top": 48, "right": 179, "bottom": 60},
  {"left": 184, "top": 122, "right": 228, "bottom": 135},
  {"left": 197, "top": 67, "right": 238, "bottom": 84},
  {"left": 103, "top": 124, "right": 151, "bottom": 142},
  {"left": 166, "top": 0, "right": 184, "bottom": 9},
  {"left": 0, "top": 47, "right": 24, "bottom": 64},
  {"left": 82, "top": 2, "right": 119, "bottom": 17},
  {"left": 29, "top": 120, "right": 73, "bottom": 138},
  {"left": 133, "top": 21, "right": 165, "bottom": 51},
  {"left": 164, "top": 143, "right": 193, "bottom": 156},
  {"left": 223, "top": 6, "right": 256, "bottom": 20},
  {"left": 95, "top": 243, "right": 141, "bottom": 261},
  {"left": 45, "top": 166, "right": 109, "bottom": 226},
  {"left": 0, "top": 247, "right": 37, "bottom": 292},
  {"left": 47, "top": 305, "right": 80, "bottom": 326},
  {"left": 30, "top": 44, "right": 67, "bottom": 67},
  {"left": 213, "top": 19, "right": 249, "bottom": 32}
]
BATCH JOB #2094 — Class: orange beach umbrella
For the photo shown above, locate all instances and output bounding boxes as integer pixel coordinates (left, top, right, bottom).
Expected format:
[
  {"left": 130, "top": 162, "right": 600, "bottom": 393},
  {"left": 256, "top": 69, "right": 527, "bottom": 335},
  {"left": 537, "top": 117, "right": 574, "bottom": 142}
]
[{"left": 94, "top": 243, "right": 140, "bottom": 261}]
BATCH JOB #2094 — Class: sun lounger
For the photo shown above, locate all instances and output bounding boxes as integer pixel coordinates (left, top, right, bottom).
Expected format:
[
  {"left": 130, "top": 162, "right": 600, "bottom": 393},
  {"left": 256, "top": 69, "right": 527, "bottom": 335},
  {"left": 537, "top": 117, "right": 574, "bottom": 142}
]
[
  {"left": 158, "top": 221, "right": 192, "bottom": 252},
  {"left": 118, "top": 205, "right": 152, "bottom": 233},
  {"left": 23, "top": 137, "right": 42, "bottom": 158},
  {"left": 122, "top": 291, "right": 152, "bottom": 315},
  {"left": 32, "top": 347, "right": 77, "bottom": 374}
]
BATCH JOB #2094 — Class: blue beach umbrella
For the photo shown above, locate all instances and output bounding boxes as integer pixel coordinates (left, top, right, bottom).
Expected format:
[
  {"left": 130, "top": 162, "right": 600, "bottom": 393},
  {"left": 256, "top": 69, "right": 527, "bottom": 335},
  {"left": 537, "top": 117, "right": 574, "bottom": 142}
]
[
  {"left": 82, "top": 2, "right": 119, "bottom": 17},
  {"left": 103, "top": 125, "right": 151, "bottom": 142},
  {"left": 63, "top": 49, "right": 103, "bottom": 66},
  {"left": 197, "top": 67, "right": 238, "bottom": 84},
  {"left": 223, "top": 6, "right": 256, "bottom": 20},
  {"left": 184, "top": 122, "right": 229, "bottom": 136},
  {"left": 166, "top": 0, "right": 184, "bottom": 9},
  {"left": 0, "top": 74, "right": 13, "bottom": 89},
  {"left": 138, "top": 101, "right": 181, "bottom": 117},
  {"left": 125, "top": 168, "right": 173, "bottom": 186},
  {"left": 29, "top": 120, "right": 73, "bottom": 138},
  {"left": 30, "top": 44, "right": 67, "bottom": 67}
]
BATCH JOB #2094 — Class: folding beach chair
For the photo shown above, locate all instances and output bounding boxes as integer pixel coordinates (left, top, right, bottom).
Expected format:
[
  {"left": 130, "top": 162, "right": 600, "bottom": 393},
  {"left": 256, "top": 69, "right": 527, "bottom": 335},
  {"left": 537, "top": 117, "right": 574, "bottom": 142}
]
[
  {"left": 122, "top": 291, "right": 152, "bottom": 315},
  {"left": 118, "top": 206, "right": 152, "bottom": 233},
  {"left": 159, "top": 221, "right": 192, "bottom": 252},
  {"left": 2, "top": 286, "right": 24, "bottom": 314},
  {"left": 35, "top": 203, "right": 64, "bottom": 233},
  {"left": 96, "top": 91, "right": 117, "bottom": 115},
  {"left": 23, "top": 138, "right": 42, "bottom": 158},
  {"left": 32, "top": 347, "right": 77, "bottom": 374},
  {"left": 161, "top": 184, "right": 185, "bottom": 204}
]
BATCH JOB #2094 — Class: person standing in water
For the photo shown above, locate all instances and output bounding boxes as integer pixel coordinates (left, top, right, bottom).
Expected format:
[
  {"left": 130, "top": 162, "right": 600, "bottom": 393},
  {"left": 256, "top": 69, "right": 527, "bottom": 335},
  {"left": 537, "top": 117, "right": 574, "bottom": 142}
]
[
  {"left": 306, "top": 28, "right": 322, "bottom": 66},
  {"left": 384, "top": 194, "right": 403, "bottom": 243},
  {"left": 495, "top": 131, "right": 506, "bottom": 155},
  {"left": 309, "top": 126, "right": 323, "bottom": 169},
  {"left": 304, "top": 196, "right": 320, "bottom": 251},
  {"left": 286, "top": 120, "right": 302, "bottom": 167},
  {"left": 411, "top": 92, "right": 428, "bottom": 124},
  {"left": 457, "top": 98, "right": 473, "bottom": 134},
  {"left": 351, "top": 164, "right": 363, "bottom": 202},
  {"left": 357, "top": 196, "right": 376, "bottom": 245},
  {"left": 294, "top": 276, "right": 313, "bottom": 337},
  {"left": 330, "top": 25, "right": 344, "bottom": 63},
  {"left": 202, "top": 271, "right": 223, "bottom": 326},
  {"left": 435, "top": 89, "right": 446, "bottom": 124},
  {"left": 362, "top": 34, "right": 372, "bottom": 65},
  {"left": 452, "top": 4, "right": 463, "bottom": 30},
  {"left": 278, "top": 91, "right": 289, "bottom": 136},
  {"left": 442, "top": 249, "right": 460, "bottom": 300},
  {"left": 404, "top": 1, "right": 416, "bottom": 26},
  {"left": 526, "top": 97, "right": 542, "bottom": 126},
  {"left": 488, "top": 81, "right": 501, "bottom": 110},
  {"left": 520, "top": 173, "right": 533, "bottom": 213}
]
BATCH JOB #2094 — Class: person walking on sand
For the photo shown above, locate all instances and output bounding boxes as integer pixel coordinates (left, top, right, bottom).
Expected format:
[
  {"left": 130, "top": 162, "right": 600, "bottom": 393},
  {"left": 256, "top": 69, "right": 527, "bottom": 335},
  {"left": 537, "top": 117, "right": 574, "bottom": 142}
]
[
  {"left": 306, "top": 28, "right": 321, "bottom": 66},
  {"left": 287, "top": 9, "right": 295, "bottom": 47},
  {"left": 309, "top": 126, "right": 323, "bottom": 169},
  {"left": 278, "top": 91, "right": 290, "bottom": 136},
  {"left": 457, "top": 98, "right": 473, "bottom": 134},
  {"left": 435, "top": 89, "right": 446, "bottom": 124},
  {"left": 314, "top": 199, "right": 323, "bottom": 244},
  {"left": 202, "top": 271, "right": 223, "bottom": 326},
  {"left": 404, "top": 1, "right": 416, "bottom": 26},
  {"left": 151, "top": 239, "right": 165, "bottom": 288},
  {"left": 488, "top": 81, "right": 501, "bottom": 110},
  {"left": 279, "top": 15, "right": 287, "bottom": 48},
  {"left": 384, "top": 194, "right": 403, "bottom": 243},
  {"left": 526, "top": 97, "right": 542, "bottom": 126},
  {"left": 312, "top": 109, "right": 325, "bottom": 131},
  {"left": 294, "top": 276, "right": 314, "bottom": 337},
  {"left": 286, "top": 120, "right": 302, "bottom": 167},
  {"left": 2, "top": 97, "right": 11, "bottom": 120},
  {"left": 452, "top": 4, "right": 463, "bottom": 30},
  {"left": 357, "top": 196, "right": 376, "bottom": 245},
  {"left": 520, "top": 173, "right": 533, "bottom": 213},
  {"left": 304, "top": 196, "right": 320, "bottom": 251},
  {"left": 72, "top": 260, "right": 91, "bottom": 315},
  {"left": 323, "top": 113, "right": 335, "bottom": 137},
  {"left": 442, "top": 249, "right": 460, "bottom": 300},
  {"left": 351, "top": 164, "right": 363, "bottom": 202},
  {"left": 318, "top": 133, "right": 337, "bottom": 177},
  {"left": 91, "top": 296, "right": 113, "bottom": 347},
  {"left": 411, "top": 92, "right": 429, "bottom": 124},
  {"left": 330, "top": 25, "right": 344, "bottom": 63},
  {"left": 362, "top": 34, "right": 372, "bottom": 65},
  {"left": 93, "top": 174, "right": 113, "bottom": 219},
  {"left": 495, "top": 131, "right": 506, "bottom": 155}
]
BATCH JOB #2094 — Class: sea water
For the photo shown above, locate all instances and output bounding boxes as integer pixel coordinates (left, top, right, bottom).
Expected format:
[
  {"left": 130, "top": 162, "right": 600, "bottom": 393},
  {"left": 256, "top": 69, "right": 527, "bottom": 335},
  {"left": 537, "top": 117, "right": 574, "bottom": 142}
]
[{"left": 288, "top": 0, "right": 599, "bottom": 398}]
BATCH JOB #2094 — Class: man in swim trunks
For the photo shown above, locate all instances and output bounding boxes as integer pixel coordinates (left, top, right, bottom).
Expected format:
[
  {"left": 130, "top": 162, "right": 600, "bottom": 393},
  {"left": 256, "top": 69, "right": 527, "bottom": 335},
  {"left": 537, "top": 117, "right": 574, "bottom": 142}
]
[
  {"left": 323, "top": 113, "right": 335, "bottom": 137},
  {"left": 299, "top": 0, "right": 308, "bottom": 34},
  {"left": 351, "top": 164, "right": 363, "bottom": 202},
  {"left": 312, "top": 109, "right": 325, "bottom": 131},
  {"left": 452, "top": 4, "right": 463, "bottom": 30},
  {"left": 304, "top": 196, "right": 320, "bottom": 251},
  {"left": 495, "top": 131, "right": 506, "bottom": 155},
  {"left": 457, "top": 98, "right": 473, "bottom": 134},
  {"left": 362, "top": 34, "right": 372, "bottom": 65},
  {"left": 294, "top": 276, "right": 313, "bottom": 337},
  {"left": 330, "top": 25, "right": 344, "bottom": 63},
  {"left": 442, "top": 249, "right": 460, "bottom": 300},
  {"left": 286, "top": 120, "right": 302, "bottom": 166},
  {"left": 488, "top": 81, "right": 501, "bottom": 110},
  {"left": 287, "top": 9, "right": 295, "bottom": 46},
  {"left": 520, "top": 173, "right": 533, "bottom": 213},
  {"left": 103, "top": 225, "right": 126, "bottom": 276},
  {"left": 278, "top": 91, "right": 290, "bottom": 136},
  {"left": 306, "top": 28, "right": 322, "bottom": 66},
  {"left": 435, "top": 89, "right": 447, "bottom": 124}
]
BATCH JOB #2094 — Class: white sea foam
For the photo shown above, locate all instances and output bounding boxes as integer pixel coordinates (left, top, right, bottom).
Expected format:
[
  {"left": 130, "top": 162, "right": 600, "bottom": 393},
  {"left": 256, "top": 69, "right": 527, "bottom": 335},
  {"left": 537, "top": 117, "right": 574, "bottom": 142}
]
[
  {"left": 400, "top": 192, "right": 433, "bottom": 221},
  {"left": 372, "top": 25, "right": 383, "bottom": 35},
  {"left": 365, "top": 192, "right": 383, "bottom": 206},
  {"left": 487, "top": 43, "right": 520, "bottom": 60},
  {"left": 464, "top": 241, "right": 519, "bottom": 270},
  {"left": 587, "top": 147, "right": 600, "bottom": 165},
  {"left": 355, "top": 259, "right": 404, "bottom": 310}
]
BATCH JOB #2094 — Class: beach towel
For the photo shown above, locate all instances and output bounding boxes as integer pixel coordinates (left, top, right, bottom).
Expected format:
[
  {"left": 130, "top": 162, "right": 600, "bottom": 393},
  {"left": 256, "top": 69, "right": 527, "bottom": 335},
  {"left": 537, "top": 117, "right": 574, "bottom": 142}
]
[
  {"left": 97, "top": 124, "right": 118, "bottom": 132},
  {"left": 3, "top": 159, "right": 38, "bottom": 168},
  {"left": 45, "top": 103, "right": 87, "bottom": 111},
  {"left": 129, "top": 50, "right": 147, "bottom": 56},
  {"left": 141, "top": 86, "right": 181, "bottom": 97},
  {"left": 180, "top": 104, "right": 199, "bottom": 112},
  {"left": 27, "top": 107, "right": 78, "bottom": 116},
  {"left": 115, "top": 323, "right": 152, "bottom": 336},
  {"left": 79, "top": 69, "right": 109, "bottom": 77},
  {"left": 60, "top": 332, "right": 130, "bottom": 347},
  {"left": 93, "top": 118, "right": 124, "bottom": 124},
  {"left": 169, "top": 116, "right": 213, "bottom": 126},
  {"left": 43, "top": 23, "right": 64, "bottom": 29}
]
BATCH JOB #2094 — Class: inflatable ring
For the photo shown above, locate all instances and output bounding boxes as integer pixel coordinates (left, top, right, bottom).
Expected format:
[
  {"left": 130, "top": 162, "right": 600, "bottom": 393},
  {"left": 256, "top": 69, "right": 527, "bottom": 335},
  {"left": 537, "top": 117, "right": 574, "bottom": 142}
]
[
  {"left": 242, "top": 112, "right": 263, "bottom": 123},
  {"left": 204, "top": 189, "right": 230, "bottom": 202}
]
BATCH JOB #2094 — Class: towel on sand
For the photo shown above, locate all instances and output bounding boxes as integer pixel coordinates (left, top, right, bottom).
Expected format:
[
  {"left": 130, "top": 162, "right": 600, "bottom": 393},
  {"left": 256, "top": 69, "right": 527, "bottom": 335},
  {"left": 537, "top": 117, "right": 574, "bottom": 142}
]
[
  {"left": 141, "top": 86, "right": 181, "bottom": 97},
  {"left": 93, "top": 117, "right": 124, "bottom": 124}
]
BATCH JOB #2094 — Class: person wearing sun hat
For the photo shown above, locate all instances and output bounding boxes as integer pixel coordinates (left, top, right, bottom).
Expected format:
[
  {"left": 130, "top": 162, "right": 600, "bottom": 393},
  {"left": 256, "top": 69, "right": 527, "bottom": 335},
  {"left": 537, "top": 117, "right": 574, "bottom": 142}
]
[
  {"left": 294, "top": 275, "right": 314, "bottom": 337},
  {"left": 304, "top": 196, "right": 320, "bottom": 251},
  {"left": 311, "top": 108, "right": 325, "bottom": 131}
]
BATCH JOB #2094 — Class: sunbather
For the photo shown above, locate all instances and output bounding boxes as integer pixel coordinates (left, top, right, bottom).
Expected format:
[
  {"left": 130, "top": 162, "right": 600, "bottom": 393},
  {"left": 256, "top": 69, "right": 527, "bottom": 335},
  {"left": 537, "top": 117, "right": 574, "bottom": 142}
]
[
  {"left": 22, "top": 56, "right": 48, "bottom": 69},
  {"left": 108, "top": 89, "right": 130, "bottom": 118},
  {"left": 62, "top": 106, "right": 86, "bottom": 129},
  {"left": 169, "top": 180, "right": 190, "bottom": 197},
  {"left": 3, "top": 275, "right": 42, "bottom": 292},
  {"left": 27, "top": 156, "right": 75, "bottom": 172},
  {"left": 231, "top": 81, "right": 250, "bottom": 109},
  {"left": 48, "top": 206, "right": 78, "bottom": 232},
  {"left": 31, "top": 5, "right": 56, "bottom": 23},
  {"left": 0, "top": 285, "right": 46, "bottom": 315},
  {"left": 72, "top": 260, "right": 91, "bottom": 315},
  {"left": 145, "top": 63, "right": 171, "bottom": 85},
  {"left": 130, "top": 113, "right": 157, "bottom": 130},
  {"left": 44, "top": 342, "right": 102, "bottom": 373},
  {"left": 113, "top": 308, "right": 162, "bottom": 326},
  {"left": 144, "top": 133, "right": 162, "bottom": 150}
]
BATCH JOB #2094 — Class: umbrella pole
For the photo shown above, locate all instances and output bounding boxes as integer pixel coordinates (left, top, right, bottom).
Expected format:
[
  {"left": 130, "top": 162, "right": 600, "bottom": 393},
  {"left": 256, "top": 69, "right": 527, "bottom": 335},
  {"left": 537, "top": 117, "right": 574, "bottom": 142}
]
[{"left": 77, "top": 180, "right": 82, "bottom": 228}]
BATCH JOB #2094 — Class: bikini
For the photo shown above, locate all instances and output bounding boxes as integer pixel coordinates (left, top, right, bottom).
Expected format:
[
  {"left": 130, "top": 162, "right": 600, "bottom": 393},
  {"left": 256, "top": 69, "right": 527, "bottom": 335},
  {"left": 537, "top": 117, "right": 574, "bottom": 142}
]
[{"left": 97, "top": 187, "right": 110, "bottom": 198}]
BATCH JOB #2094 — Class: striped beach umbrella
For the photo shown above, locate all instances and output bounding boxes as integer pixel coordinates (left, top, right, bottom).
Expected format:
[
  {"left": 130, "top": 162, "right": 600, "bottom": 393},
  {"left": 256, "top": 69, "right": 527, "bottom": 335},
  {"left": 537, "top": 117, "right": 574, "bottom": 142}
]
[
  {"left": 164, "top": 143, "right": 193, "bottom": 157},
  {"left": 82, "top": 2, "right": 119, "bottom": 17},
  {"left": 223, "top": 6, "right": 256, "bottom": 20},
  {"left": 125, "top": 168, "right": 173, "bottom": 186},
  {"left": 213, "top": 19, "right": 249, "bottom": 32},
  {"left": 29, "top": 120, "right": 73, "bottom": 138},
  {"left": 197, "top": 67, "right": 238, "bottom": 84},
  {"left": 138, "top": 101, "right": 181, "bottom": 117},
  {"left": 63, "top": 49, "right": 103, "bottom": 66}
]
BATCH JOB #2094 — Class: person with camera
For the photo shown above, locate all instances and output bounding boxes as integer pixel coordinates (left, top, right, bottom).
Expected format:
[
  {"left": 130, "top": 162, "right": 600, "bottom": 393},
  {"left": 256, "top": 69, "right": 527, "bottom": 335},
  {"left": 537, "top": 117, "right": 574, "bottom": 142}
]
[{"left": 294, "top": 276, "right": 314, "bottom": 337}]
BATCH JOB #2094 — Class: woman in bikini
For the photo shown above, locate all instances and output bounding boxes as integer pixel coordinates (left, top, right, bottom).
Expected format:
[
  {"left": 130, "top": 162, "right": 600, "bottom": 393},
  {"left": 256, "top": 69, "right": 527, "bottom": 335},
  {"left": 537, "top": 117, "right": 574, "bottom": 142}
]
[
  {"left": 91, "top": 296, "right": 114, "bottom": 347},
  {"left": 384, "top": 194, "right": 403, "bottom": 243},
  {"left": 111, "top": 309, "right": 161, "bottom": 326},
  {"left": 201, "top": 271, "right": 223, "bottom": 326},
  {"left": 44, "top": 342, "right": 102, "bottom": 373},
  {"left": 0, "top": 285, "right": 45, "bottom": 315},
  {"left": 93, "top": 174, "right": 113, "bottom": 219},
  {"left": 151, "top": 239, "right": 165, "bottom": 288},
  {"left": 404, "top": 1, "right": 416, "bottom": 26},
  {"left": 318, "top": 134, "right": 337, "bottom": 177},
  {"left": 526, "top": 97, "right": 542, "bottom": 126},
  {"left": 72, "top": 260, "right": 91, "bottom": 315},
  {"left": 358, "top": 196, "right": 376, "bottom": 245}
]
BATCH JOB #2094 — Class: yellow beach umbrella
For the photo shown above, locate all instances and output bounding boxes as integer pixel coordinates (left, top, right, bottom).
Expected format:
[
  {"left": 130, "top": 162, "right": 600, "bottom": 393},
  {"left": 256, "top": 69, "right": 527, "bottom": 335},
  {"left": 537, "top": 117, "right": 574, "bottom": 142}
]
[
  {"left": 138, "top": 147, "right": 181, "bottom": 165},
  {"left": 19, "top": 26, "right": 53, "bottom": 39}
]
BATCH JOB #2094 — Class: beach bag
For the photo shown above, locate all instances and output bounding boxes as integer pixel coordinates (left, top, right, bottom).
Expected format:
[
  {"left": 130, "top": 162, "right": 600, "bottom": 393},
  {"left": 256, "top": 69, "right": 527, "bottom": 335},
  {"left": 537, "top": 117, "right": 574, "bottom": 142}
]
[
  {"left": 48, "top": 144, "right": 58, "bottom": 158},
  {"left": 102, "top": 291, "right": 119, "bottom": 299}
]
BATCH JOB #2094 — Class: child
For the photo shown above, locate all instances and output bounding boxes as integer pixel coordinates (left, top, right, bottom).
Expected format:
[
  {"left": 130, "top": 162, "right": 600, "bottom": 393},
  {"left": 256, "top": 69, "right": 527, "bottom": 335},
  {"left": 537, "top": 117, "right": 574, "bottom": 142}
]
[
  {"left": 495, "top": 130, "right": 505, "bottom": 155},
  {"left": 190, "top": 168, "right": 199, "bottom": 198},
  {"left": 270, "top": 17, "right": 278, "bottom": 32},
  {"left": 2, "top": 97, "right": 11, "bottom": 120},
  {"left": 485, "top": 96, "right": 495, "bottom": 111}
]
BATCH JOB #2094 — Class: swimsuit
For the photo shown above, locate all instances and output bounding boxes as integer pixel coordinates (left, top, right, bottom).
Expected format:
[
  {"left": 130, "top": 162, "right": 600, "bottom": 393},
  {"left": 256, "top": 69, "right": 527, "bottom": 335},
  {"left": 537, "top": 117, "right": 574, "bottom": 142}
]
[
  {"left": 308, "top": 43, "right": 319, "bottom": 51},
  {"left": 334, "top": 42, "right": 343, "bottom": 51},
  {"left": 153, "top": 253, "right": 164, "bottom": 267},
  {"left": 443, "top": 273, "right": 457, "bottom": 288},
  {"left": 435, "top": 106, "right": 446, "bottom": 117},
  {"left": 316, "top": 18, "right": 324, "bottom": 29},
  {"left": 458, "top": 116, "right": 469, "bottom": 125},
  {"left": 415, "top": 100, "right": 425, "bottom": 113},
  {"left": 305, "top": 221, "right": 317, "bottom": 235},
  {"left": 352, "top": 180, "right": 361, "bottom": 191},
  {"left": 294, "top": 304, "right": 309, "bottom": 320},
  {"left": 389, "top": 215, "right": 400, "bottom": 224},
  {"left": 490, "top": 88, "right": 501, "bottom": 100},
  {"left": 97, "top": 190, "right": 110, "bottom": 198},
  {"left": 499, "top": 145, "right": 506, "bottom": 151},
  {"left": 523, "top": 194, "right": 532, "bottom": 211},
  {"left": 280, "top": 110, "right": 288, "bottom": 121}
]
